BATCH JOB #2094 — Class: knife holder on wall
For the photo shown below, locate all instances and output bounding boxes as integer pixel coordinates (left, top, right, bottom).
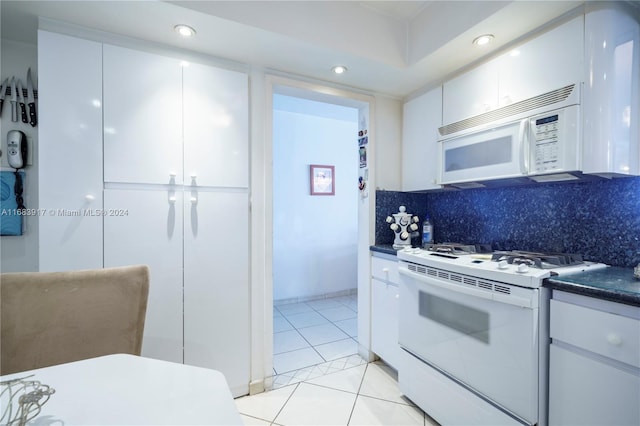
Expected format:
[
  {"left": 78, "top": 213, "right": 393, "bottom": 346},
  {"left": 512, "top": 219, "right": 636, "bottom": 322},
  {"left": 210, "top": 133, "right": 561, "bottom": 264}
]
[{"left": 0, "top": 69, "right": 38, "bottom": 127}]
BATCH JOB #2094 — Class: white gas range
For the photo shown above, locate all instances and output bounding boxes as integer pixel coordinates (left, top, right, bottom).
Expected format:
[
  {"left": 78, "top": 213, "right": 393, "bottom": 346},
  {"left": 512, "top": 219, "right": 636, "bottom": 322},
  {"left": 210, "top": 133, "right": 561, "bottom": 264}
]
[
  {"left": 398, "top": 245, "right": 608, "bottom": 288},
  {"left": 396, "top": 244, "right": 607, "bottom": 426}
]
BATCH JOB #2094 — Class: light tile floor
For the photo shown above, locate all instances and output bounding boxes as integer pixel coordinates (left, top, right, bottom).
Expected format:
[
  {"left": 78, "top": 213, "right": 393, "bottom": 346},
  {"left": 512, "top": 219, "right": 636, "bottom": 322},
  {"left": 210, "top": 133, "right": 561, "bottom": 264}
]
[
  {"left": 236, "top": 361, "right": 440, "bottom": 426},
  {"left": 272, "top": 294, "right": 360, "bottom": 387}
]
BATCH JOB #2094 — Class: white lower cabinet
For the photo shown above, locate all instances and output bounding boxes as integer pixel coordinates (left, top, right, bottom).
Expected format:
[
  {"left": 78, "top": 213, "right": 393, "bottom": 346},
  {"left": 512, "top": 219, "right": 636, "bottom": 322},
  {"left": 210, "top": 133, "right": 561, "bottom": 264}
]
[
  {"left": 549, "top": 292, "right": 640, "bottom": 426},
  {"left": 371, "top": 278, "right": 400, "bottom": 368},
  {"left": 183, "top": 190, "right": 249, "bottom": 397},
  {"left": 103, "top": 189, "right": 184, "bottom": 364},
  {"left": 549, "top": 344, "right": 639, "bottom": 426},
  {"left": 104, "top": 188, "right": 250, "bottom": 397},
  {"left": 370, "top": 253, "right": 401, "bottom": 369}
]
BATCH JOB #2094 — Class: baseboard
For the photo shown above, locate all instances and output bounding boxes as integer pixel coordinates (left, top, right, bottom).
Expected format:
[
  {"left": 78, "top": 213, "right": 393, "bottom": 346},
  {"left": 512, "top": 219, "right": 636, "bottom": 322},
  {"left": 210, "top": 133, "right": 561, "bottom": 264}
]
[
  {"left": 358, "top": 343, "right": 376, "bottom": 363},
  {"left": 249, "top": 379, "right": 265, "bottom": 395},
  {"left": 274, "top": 288, "right": 357, "bottom": 306}
]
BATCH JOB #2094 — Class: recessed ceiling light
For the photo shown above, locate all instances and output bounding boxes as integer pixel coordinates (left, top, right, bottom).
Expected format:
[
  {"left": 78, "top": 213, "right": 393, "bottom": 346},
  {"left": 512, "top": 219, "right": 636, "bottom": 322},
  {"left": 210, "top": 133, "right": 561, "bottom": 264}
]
[
  {"left": 174, "top": 24, "right": 196, "bottom": 37},
  {"left": 331, "top": 65, "right": 348, "bottom": 75},
  {"left": 473, "top": 34, "right": 494, "bottom": 46}
]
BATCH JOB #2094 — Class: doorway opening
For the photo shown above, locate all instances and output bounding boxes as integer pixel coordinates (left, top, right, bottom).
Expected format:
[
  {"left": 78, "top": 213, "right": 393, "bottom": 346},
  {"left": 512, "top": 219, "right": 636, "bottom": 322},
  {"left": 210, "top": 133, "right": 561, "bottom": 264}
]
[
  {"left": 270, "top": 92, "right": 364, "bottom": 387},
  {"left": 253, "top": 76, "right": 375, "bottom": 395}
]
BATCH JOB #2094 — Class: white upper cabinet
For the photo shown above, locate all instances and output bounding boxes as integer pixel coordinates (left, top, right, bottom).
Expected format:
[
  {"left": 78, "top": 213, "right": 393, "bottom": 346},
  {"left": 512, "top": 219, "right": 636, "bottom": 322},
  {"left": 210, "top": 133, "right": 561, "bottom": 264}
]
[
  {"left": 103, "top": 45, "right": 183, "bottom": 185},
  {"left": 183, "top": 63, "right": 249, "bottom": 188},
  {"left": 582, "top": 7, "right": 640, "bottom": 176},
  {"left": 442, "top": 16, "right": 584, "bottom": 127},
  {"left": 38, "top": 30, "right": 104, "bottom": 272},
  {"left": 443, "top": 60, "right": 499, "bottom": 125},
  {"left": 402, "top": 86, "right": 442, "bottom": 191},
  {"left": 498, "top": 16, "right": 584, "bottom": 107}
]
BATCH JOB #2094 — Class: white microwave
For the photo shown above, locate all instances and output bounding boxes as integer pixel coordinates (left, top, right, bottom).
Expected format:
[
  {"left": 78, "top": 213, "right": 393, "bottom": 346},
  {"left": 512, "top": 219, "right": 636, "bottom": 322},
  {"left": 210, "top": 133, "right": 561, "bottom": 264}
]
[{"left": 439, "top": 104, "right": 581, "bottom": 186}]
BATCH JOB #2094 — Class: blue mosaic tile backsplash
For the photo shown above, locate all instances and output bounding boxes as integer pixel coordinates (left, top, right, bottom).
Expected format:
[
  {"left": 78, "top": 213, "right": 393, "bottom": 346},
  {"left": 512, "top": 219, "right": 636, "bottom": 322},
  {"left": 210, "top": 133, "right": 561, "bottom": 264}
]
[
  {"left": 375, "top": 190, "right": 428, "bottom": 246},
  {"left": 376, "top": 176, "right": 640, "bottom": 267}
]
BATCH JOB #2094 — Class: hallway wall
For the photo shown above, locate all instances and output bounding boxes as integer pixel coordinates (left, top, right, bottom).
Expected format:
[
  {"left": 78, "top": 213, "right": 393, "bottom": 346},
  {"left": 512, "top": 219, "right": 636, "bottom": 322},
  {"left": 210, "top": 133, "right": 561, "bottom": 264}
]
[{"left": 273, "top": 95, "right": 359, "bottom": 301}]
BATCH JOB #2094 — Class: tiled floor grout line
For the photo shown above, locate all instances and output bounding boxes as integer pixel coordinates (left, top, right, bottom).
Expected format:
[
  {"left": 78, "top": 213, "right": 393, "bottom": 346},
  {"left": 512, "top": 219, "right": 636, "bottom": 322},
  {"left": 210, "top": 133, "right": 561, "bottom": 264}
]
[
  {"left": 270, "top": 382, "right": 300, "bottom": 426},
  {"left": 272, "top": 335, "right": 358, "bottom": 376},
  {"left": 289, "top": 327, "right": 328, "bottom": 366},
  {"left": 346, "top": 361, "right": 369, "bottom": 426},
  {"left": 272, "top": 294, "right": 359, "bottom": 385},
  {"left": 239, "top": 362, "right": 431, "bottom": 426},
  {"left": 274, "top": 315, "right": 350, "bottom": 373}
]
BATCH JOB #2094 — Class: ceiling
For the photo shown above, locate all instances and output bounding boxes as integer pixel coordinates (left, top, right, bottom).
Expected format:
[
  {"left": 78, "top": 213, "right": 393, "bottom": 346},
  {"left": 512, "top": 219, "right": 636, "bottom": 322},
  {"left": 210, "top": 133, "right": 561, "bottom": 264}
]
[{"left": 1, "top": 1, "right": 586, "bottom": 98}]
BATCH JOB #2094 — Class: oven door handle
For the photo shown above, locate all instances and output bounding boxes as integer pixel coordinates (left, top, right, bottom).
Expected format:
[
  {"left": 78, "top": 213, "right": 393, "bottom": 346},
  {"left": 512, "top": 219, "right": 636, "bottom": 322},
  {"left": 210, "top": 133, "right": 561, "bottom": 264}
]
[{"left": 399, "top": 268, "right": 535, "bottom": 308}]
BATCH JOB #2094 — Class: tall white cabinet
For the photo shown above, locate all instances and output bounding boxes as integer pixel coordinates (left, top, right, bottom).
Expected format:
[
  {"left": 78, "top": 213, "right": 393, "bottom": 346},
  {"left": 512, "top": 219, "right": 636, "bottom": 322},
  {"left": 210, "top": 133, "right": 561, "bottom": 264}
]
[
  {"left": 38, "top": 31, "right": 104, "bottom": 272},
  {"left": 38, "top": 31, "right": 250, "bottom": 397}
]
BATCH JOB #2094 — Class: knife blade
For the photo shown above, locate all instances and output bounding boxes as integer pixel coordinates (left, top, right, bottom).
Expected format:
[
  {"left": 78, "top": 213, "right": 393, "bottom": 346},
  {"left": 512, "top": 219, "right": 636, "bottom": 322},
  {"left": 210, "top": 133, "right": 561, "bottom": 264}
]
[
  {"left": 27, "top": 68, "right": 37, "bottom": 127},
  {"left": 10, "top": 77, "right": 18, "bottom": 122},
  {"left": 17, "top": 79, "right": 28, "bottom": 124},
  {"left": 0, "top": 78, "right": 7, "bottom": 115}
]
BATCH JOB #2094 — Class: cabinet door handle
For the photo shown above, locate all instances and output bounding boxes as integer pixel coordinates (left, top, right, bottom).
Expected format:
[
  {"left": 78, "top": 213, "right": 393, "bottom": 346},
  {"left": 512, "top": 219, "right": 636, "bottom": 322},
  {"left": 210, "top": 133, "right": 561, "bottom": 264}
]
[
  {"left": 382, "top": 267, "right": 390, "bottom": 273},
  {"left": 168, "top": 196, "right": 176, "bottom": 203},
  {"left": 85, "top": 194, "right": 95, "bottom": 202},
  {"left": 607, "top": 333, "right": 623, "bottom": 346}
]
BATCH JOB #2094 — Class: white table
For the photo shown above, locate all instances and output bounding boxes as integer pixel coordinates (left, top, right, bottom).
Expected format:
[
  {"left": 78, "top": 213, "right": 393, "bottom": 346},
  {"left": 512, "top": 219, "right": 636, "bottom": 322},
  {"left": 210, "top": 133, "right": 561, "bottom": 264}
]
[{"left": 0, "top": 354, "right": 243, "bottom": 425}]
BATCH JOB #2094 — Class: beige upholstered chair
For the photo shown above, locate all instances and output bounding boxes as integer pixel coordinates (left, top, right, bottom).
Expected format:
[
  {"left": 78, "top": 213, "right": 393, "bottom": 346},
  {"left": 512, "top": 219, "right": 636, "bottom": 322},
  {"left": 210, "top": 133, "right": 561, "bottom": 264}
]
[{"left": 0, "top": 265, "right": 149, "bottom": 375}]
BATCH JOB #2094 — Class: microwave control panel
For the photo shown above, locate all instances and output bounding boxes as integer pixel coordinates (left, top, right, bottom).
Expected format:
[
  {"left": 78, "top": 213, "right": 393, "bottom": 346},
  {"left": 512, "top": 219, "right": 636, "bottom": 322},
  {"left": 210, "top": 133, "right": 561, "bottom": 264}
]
[{"left": 533, "top": 114, "right": 560, "bottom": 172}]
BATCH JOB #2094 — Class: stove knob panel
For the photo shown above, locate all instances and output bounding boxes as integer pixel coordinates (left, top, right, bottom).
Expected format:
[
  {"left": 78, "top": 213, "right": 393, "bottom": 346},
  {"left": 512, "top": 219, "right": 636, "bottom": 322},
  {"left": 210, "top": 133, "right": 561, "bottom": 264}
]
[
  {"left": 517, "top": 263, "right": 530, "bottom": 273},
  {"left": 498, "top": 260, "right": 509, "bottom": 270}
]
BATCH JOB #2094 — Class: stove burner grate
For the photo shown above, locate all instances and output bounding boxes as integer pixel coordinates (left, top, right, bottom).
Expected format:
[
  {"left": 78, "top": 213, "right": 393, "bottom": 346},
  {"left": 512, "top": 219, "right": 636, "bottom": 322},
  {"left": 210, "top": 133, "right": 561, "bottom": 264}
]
[
  {"left": 425, "top": 243, "right": 493, "bottom": 255},
  {"left": 491, "top": 251, "right": 584, "bottom": 269}
]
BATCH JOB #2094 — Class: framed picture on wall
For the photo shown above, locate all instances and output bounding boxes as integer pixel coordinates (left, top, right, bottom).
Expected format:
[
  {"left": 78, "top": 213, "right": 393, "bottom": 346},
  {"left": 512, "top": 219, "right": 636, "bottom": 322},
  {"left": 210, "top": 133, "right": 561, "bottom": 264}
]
[{"left": 310, "top": 165, "right": 335, "bottom": 196}]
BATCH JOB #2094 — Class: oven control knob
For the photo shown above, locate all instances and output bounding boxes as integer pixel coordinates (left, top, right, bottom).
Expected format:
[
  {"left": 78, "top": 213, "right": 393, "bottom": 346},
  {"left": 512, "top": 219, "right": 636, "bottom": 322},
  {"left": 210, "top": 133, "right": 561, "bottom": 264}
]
[
  {"left": 517, "top": 263, "right": 530, "bottom": 273},
  {"left": 498, "top": 260, "right": 509, "bottom": 270}
]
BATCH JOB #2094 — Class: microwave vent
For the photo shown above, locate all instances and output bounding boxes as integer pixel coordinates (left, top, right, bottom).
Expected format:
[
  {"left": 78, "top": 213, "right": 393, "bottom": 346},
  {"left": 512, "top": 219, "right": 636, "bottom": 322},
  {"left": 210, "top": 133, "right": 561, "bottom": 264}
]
[{"left": 439, "top": 84, "right": 575, "bottom": 137}]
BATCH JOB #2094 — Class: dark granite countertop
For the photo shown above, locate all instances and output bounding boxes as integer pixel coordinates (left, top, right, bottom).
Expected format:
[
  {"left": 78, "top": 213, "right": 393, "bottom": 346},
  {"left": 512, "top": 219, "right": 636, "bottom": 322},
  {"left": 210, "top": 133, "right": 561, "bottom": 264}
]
[
  {"left": 546, "top": 266, "right": 640, "bottom": 307},
  {"left": 370, "top": 244, "right": 401, "bottom": 256}
]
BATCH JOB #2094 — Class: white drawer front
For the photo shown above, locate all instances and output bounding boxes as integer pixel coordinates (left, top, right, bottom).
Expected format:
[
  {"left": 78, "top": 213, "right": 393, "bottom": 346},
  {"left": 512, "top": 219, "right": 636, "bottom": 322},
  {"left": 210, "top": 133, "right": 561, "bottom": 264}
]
[
  {"left": 551, "top": 299, "right": 640, "bottom": 368},
  {"left": 549, "top": 344, "right": 640, "bottom": 426},
  {"left": 399, "top": 350, "right": 521, "bottom": 426},
  {"left": 371, "top": 256, "right": 399, "bottom": 283}
]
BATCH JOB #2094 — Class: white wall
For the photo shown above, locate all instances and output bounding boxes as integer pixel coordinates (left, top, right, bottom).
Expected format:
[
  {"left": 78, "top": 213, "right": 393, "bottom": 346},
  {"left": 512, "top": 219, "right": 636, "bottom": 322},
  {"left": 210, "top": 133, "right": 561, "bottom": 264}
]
[
  {"left": 0, "top": 39, "right": 39, "bottom": 272},
  {"left": 272, "top": 94, "right": 358, "bottom": 301},
  {"left": 373, "top": 95, "right": 402, "bottom": 191}
]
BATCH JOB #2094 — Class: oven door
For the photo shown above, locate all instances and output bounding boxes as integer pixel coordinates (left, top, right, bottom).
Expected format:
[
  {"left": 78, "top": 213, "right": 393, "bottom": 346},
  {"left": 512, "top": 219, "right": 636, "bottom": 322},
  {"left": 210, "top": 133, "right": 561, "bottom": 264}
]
[{"left": 398, "top": 265, "right": 539, "bottom": 424}]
